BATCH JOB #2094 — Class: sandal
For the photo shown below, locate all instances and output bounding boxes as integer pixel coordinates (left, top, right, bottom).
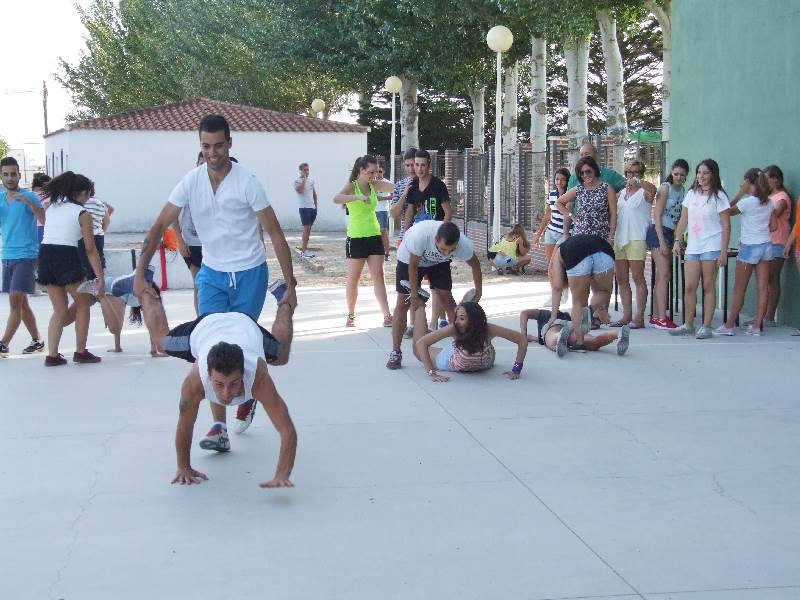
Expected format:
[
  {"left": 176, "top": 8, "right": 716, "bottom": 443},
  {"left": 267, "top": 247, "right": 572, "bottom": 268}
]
[{"left": 591, "top": 317, "right": 602, "bottom": 330}]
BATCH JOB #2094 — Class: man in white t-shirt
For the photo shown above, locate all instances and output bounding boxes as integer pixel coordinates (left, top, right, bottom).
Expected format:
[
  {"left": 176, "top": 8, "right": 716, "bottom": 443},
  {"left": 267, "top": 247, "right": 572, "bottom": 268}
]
[
  {"left": 165, "top": 306, "right": 297, "bottom": 488},
  {"left": 134, "top": 115, "right": 297, "bottom": 440},
  {"left": 386, "top": 221, "right": 482, "bottom": 369},
  {"left": 294, "top": 162, "right": 317, "bottom": 259}
]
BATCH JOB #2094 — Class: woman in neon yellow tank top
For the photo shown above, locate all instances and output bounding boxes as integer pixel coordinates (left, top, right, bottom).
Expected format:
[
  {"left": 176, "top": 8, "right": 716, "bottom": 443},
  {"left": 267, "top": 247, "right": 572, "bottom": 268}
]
[{"left": 334, "top": 155, "right": 395, "bottom": 328}]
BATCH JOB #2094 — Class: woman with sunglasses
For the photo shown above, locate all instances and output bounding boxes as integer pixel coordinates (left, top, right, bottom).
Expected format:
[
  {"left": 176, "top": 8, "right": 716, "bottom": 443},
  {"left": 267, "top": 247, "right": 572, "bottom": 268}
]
[{"left": 556, "top": 156, "right": 618, "bottom": 245}]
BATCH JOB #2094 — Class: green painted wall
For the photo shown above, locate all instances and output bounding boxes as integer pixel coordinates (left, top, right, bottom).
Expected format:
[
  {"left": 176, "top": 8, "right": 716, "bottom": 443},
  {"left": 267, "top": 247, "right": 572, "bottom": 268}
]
[{"left": 670, "top": 0, "right": 800, "bottom": 325}]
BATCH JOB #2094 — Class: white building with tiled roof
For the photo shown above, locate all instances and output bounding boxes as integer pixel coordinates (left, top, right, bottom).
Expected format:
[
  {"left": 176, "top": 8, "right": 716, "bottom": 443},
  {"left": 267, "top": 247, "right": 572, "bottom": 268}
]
[{"left": 45, "top": 98, "right": 367, "bottom": 231}]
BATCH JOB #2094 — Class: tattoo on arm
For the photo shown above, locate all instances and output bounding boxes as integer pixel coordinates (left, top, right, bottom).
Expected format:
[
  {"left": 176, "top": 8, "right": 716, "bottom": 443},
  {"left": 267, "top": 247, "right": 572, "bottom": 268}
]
[{"left": 179, "top": 399, "right": 190, "bottom": 413}]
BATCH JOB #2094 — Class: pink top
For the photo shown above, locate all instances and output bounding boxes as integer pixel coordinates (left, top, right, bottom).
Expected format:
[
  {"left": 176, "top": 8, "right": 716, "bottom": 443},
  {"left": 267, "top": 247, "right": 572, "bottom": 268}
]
[{"left": 770, "top": 190, "right": 791, "bottom": 245}]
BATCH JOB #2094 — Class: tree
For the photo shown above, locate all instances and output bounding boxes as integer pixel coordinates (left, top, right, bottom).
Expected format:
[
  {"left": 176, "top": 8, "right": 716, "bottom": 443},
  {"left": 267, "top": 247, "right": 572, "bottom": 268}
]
[
  {"left": 645, "top": 0, "right": 671, "bottom": 141},
  {"left": 0, "top": 135, "right": 9, "bottom": 158},
  {"left": 58, "top": 0, "right": 351, "bottom": 120}
]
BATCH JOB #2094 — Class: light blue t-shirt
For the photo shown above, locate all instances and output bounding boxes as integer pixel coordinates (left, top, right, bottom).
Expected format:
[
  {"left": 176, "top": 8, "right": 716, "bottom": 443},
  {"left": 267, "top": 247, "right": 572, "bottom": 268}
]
[{"left": 0, "top": 188, "right": 43, "bottom": 260}]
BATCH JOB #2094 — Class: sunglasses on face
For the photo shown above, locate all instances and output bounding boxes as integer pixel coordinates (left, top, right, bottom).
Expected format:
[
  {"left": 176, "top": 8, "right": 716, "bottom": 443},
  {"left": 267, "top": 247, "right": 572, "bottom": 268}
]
[
  {"left": 580, "top": 169, "right": 594, "bottom": 176},
  {"left": 625, "top": 170, "right": 641, "bottom": 176}
]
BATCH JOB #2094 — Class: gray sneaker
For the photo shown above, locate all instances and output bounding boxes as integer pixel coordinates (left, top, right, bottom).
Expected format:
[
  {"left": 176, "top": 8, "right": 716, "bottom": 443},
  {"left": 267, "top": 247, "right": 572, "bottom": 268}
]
[
  {"left": 617, "top": 324, "right": 630, "bottom": 356},
  {"left": 555, "top": 321, "right": 573, "bottom": 358},
  {"left": 695, "top": 325, "right": 713, "bottom": 339},
  {"left": 581, "top": 306, "right": 592, "bottom": 335},
  {"left": 669, "top": 323, "right": 696, "bottom": 336}
]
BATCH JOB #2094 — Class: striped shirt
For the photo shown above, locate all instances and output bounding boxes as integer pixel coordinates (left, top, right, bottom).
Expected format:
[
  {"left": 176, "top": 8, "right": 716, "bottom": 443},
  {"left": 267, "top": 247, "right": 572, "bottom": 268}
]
[
  {"left": 392, "top": 176, "right": 413, "bottom": 240},
  {"left": 83, "top": 198, "right": 108, "bottom": 235},
  {"left": 449, "top": 343, "right": 496, "bottom": 372},
  {"left": 546, "top": 189, "right": 567, "bottom": 234}
]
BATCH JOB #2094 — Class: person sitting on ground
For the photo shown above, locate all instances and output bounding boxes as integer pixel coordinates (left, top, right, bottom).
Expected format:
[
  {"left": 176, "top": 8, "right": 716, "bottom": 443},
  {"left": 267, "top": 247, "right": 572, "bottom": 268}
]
[
  {"left": 488, "top": 224, "right": 532, "bottom": 275},
  {"left": 547, "top": 233, "right": 616, "bottom": 351},
  {"left": 519, "top": 306, "right": 629, "bottom": 358},
  {"left": 164, "top": 305, "right": 297, "bottom": 487},
  {"left": 409, "top": 299, "right": 526, "bottom": 382}
]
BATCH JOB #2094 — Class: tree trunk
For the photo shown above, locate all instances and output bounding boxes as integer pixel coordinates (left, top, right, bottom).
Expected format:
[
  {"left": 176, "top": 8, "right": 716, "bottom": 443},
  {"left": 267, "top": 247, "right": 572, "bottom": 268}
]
[
  {"left": 400, "top": 77, "right": 419, "bottom": 150},
  {"left": 646, "top": 0, "right": 671, "bottom": 142},
  {"left": 467, "top": 85, "right": 485, "bottom": 150},
  {"left": 564, "top": 36, "right": 591, "bottom": 166},
  {"left": 597, "top": 9, "right": 627, "bottom": 173},
  {"left": 501, "top": 61, "right": 518, "bottom": 149},
  {"left": 530, "top": 35, "right": 548, "bottom": 226}
]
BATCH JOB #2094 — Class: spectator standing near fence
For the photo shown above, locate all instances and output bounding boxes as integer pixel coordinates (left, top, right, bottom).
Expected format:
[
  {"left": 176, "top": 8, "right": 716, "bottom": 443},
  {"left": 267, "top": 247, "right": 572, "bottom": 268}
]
[
  {"left": 0, "top": 157, "right": 45, "bottom": 357},
  {"left": 762, "top": 165, "right": 791, "bottom": 326},
  {"left": 295, "top": 162, "right": 317, "bottom": 259},
  {"left": 566, "top": 143, "right": 626, "bottom": 193},
  {"left": 374, "top": 162, "right": 392, "bottom": 261}
]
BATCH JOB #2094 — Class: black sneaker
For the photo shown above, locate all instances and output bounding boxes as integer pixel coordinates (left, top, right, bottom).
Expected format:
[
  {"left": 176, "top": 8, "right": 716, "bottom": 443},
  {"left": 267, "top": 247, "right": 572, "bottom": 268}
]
[
  {"left": 22, "top": 339, "right": 45, "bottom": 354},
  {"left": 0, "top": 341, "right": 8, "bottom": 358}
]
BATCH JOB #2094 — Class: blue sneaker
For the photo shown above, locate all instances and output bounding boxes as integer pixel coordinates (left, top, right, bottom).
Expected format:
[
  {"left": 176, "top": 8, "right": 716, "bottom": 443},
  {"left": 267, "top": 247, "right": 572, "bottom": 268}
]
[{"left": 268, "top": 278, "right": 287, "bottom": 301}]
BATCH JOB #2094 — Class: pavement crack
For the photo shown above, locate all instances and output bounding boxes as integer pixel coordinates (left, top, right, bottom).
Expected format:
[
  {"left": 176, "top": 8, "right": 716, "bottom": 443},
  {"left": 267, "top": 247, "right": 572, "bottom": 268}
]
[
  {"left": 712, "top": 473, "right": 758, "bottom": 516},
  {"left": 46, "top": 426, "right": 123, "bottom": 599}
]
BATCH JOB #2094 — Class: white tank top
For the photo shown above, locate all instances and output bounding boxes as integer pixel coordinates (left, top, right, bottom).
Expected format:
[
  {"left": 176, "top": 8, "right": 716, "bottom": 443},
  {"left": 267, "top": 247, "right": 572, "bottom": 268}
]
[
  {"left": 615, "top": 187, "right": 650, "bottom": 247},
  {"left": 41, "top": 200, "right": 86, "bottom": 247},
  {"left": 191, "top": 313, "right": 264, "bottom": 406}
]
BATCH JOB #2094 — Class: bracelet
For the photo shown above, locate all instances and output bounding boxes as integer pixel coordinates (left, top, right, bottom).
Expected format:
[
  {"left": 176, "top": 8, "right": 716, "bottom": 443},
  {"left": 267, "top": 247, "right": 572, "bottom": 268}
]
[{"left": 511, "top": 361, "right": 523, "bottom": 374}]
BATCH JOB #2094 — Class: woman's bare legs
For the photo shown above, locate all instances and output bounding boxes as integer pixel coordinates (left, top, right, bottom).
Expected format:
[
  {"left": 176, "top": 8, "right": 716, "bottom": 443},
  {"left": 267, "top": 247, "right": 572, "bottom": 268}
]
[
  {"left": 568, "top": 275, "right": 591, "bottom": 346},
  {"left": 411, "top": 304, "right": 441, "bottom": 364},
  {"left": 345, "top": 258, "right": 366, "bottom": 317},
  {"left": 723, "top": 261, "right": 753, "bottom": 329},
  {"left": 764, "top": 257, "right": 783, "bottom": 322},
  {"left": 699, "top": 260, "right": 718, "bottom": 327},
  {"left": 629, "top": 260, "right": 647, "bottom": 327},
  {"left": 614, "top": 259, "right": 632, "bottom": 324},
  {"left": 652, "top": 250, "right": 672, "bottom": 320},
  {"left": 682, "top": 261, "right": 701, "bottom": 326},
  {"left": 46, "top": 285, "right": 69, "bottom": 358},
  {"left": 365, "top": 254, "right": 391, "bottom": 319},
  {"left": 69, "top": 284, "right": 92, "bottom": 353}
]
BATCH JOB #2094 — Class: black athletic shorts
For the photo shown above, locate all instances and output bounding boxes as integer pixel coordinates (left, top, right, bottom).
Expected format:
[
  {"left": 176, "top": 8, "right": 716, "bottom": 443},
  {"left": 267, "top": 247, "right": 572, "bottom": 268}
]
[
  {"left": 182, "top": 245, "right": 203, "bottom": 269},
  {"left": 163, "top": 313, "right": 281, "bottom": 364},
  {"left": 346, "top": 235, "right": 384, "bottom": 259},
  {"left": 395, "top": 260, "right": 452, "bottom": 293}
]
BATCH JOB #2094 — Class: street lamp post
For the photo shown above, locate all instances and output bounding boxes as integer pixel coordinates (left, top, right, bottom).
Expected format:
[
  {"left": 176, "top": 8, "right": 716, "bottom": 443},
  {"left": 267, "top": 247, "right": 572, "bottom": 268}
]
[
  {"left": 486, "top": 26, "right": 513, "bottom": 243},
  {"left": 311, "top": 98, "right": 326, "bottom": 118},
  {"left": 384, "top": 76, "right": 403, "bottom": 183},
  {"left": 385, "top": 76, "right": 403, "bottom": 238}
]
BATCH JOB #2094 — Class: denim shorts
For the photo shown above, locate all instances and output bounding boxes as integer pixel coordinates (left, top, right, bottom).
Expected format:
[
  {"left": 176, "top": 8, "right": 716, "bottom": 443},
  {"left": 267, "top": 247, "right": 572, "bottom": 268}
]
[
  {"left": 376, "top": 210, "right": 389, "bottom": 230},
  {"left": 565, "top": 251, "right": 615, "bottom": 277},
  {"left": 685, "top": 251, "right": 721, "bottom": 261},
  {"left": 493, "top": 255, "right": 518, "bottom": 268},
  {"left": 645, "top": 224, "right": 675, "bottom": 250},
  {"left": 771, "top": 243, "right": 785, "bottom": 259},
  {"left": 737, "top": 242, "right": 773, "bottom": 265},
  {"left": 543, "top": 229, "right": 563, "bottom": 245},
  {"left": 435, "top": 344, "right": 456, "bottom": 371},
  {"left": 196, "top": 262, "right": 269, "bottom": 320}
]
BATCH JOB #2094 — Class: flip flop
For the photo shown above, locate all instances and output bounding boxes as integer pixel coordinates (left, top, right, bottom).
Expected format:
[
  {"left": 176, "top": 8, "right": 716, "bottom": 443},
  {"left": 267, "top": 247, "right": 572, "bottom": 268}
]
[{"left": 591, "top": 317, "right": 602, "bottom": 330}]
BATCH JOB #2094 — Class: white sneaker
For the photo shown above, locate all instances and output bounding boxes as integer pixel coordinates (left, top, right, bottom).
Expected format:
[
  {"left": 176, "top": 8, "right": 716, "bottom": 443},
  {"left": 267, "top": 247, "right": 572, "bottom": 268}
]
[
  {"left": 617, "top": 324, "right": 630, "bottom": 356},
  {"left": 234, "top": 399, "right": 257, "bottom": 433},
  {"left": 745, "top": 325, "right": 762, "bottom": 337},
  {"left": 669, "top": 323, "right": 696, "bottom": 336},
  {"left": 715, "top": 325, "right": 735, "bottom": 336},
  {"left": 300, "top": 250, "right": 315, "bottom": 259},
  {"left": 555, "top": 321, "right": 573, "bottom": 358},
  {"left": 198, "top": 424, "right": 230, "bottom": 452}
]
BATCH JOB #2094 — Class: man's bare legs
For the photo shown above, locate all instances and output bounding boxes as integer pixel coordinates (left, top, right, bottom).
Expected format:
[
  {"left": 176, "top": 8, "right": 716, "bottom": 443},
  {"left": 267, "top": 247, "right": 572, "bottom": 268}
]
[
  {"left": 1, "top": 291, "right": 41, "bottom": 347},
  {"left": 269, "top": 300, "right": 295, "bottom": 366},
  {"left": 141, "top": 293, "right": 169, "bottom": 355},
  {"left": 300, "top": 224, "right": 312, "bottom": 254}
]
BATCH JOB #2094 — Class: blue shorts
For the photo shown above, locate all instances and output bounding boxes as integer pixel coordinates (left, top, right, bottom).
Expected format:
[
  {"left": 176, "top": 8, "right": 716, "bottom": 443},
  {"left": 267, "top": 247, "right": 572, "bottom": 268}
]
[
  {"left": 737, "top": 242, "right": 772, "bottom": 265},
  {"left": 196, "top": 262, "right": 268, "bottom": 321},
  {"left": 543, "top": 229, "right": 563, "bottom": 245},
  {"left": 771, "top": 243, "right": 785, "bottom": 259},
  {"left": 299, "top": 207, "right": 317, "bottom": 226},
  {"left": 435, "top": 344, "right": 455, "bottom": 372},
  {"left": 2, "top": 258, "right": 37, "bottom": 294},
  {"left": 645, "top": 224, "right": 675, "bottom": 250},
  {"left": 565, "top": 252, "right": 615, "bottom": 277},
  {"left": 685, "top": 251, "right": 721, "bottom": 261},
  {"left": 493, "top": 255, "right": 518, "bottom": 268},
  {"left": 376, "top": 211, "right": 389, "bottom": 230}
]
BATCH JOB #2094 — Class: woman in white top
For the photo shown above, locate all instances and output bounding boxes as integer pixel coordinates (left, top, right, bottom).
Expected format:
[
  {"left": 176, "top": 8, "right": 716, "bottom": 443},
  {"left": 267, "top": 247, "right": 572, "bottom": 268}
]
[
  {"left": 717, "top": 169, "right": 777, "bottom": 336},
  {"left": 37, "top": 171, "right": 106, "bottom": 366},
  {"left": 612, "top": 161, "right": 655, "bottom": 328},
  {"left": 671, "top": 159, "right": 731, "bottom": 339}
]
